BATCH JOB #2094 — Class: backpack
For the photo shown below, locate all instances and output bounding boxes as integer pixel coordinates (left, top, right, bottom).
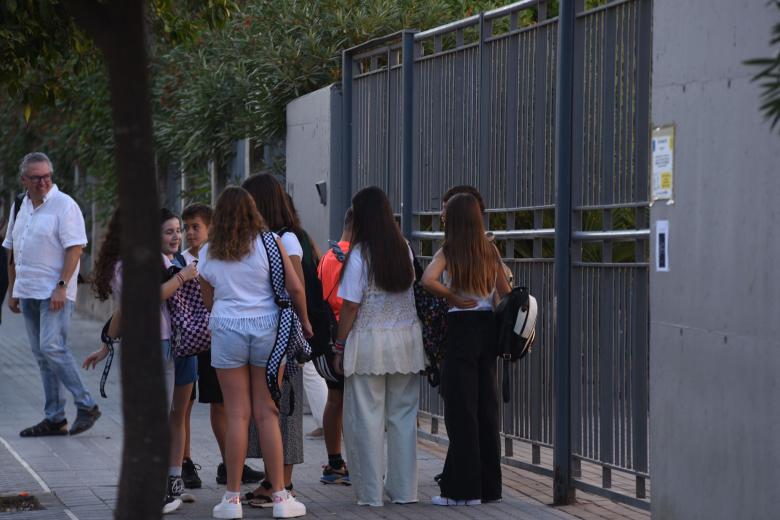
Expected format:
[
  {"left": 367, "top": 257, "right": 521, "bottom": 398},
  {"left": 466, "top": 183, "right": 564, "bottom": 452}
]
[
  {"left": 409, "top": 247, "right": 448, "bottom": 388},
  {"left": 165, "top": 253, "right": 211, "bottom": 358},
  {"left": 494, "top": 286, "right": 538, "bottom": 402},
  {"left": 283, "top": 229, "right": 337, "bottom": 359},
  {"left": 311, "top": 240, "right": 347, "bottom": 383}
]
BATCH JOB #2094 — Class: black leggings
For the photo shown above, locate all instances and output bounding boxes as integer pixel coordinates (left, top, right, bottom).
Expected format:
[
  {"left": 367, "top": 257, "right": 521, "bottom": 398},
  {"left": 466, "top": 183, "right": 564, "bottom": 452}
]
[{"left": 439, "top": 310, "right": 501, "bottom": 501}]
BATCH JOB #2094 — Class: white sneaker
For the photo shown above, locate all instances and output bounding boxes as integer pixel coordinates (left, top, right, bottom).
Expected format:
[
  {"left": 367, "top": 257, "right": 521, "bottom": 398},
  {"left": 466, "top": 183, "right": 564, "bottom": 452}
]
[
  {"left": 213, "top": 494, "right": 243, "bottom": 519},
  {"left": 272, "top": 491, "right": 306, "bottom": 518},
  {"left": 163, "top": 496, "right": 182, "bottom": 514},
  {"left": 431, "top": 495, "right": 481, "bottom": 506}
]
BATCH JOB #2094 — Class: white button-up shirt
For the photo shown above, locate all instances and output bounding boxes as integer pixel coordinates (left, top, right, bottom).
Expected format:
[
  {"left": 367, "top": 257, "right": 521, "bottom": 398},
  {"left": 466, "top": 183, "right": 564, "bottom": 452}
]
[{"left": 2, "top": 185, "right": 88, "bottom": 302}]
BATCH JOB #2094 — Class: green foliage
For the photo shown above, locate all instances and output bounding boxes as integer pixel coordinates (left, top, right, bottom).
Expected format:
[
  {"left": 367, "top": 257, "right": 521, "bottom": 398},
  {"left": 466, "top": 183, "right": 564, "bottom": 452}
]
[
  {"left": 745, "top": 0, "right": 780, "bottom": 132},
  {"left": 4, "top": 0, "right": 557, "bottom": 214}
]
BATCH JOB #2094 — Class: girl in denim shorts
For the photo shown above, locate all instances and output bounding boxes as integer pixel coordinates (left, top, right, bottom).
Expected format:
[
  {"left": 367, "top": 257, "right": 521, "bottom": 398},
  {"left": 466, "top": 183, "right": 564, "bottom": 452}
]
[{"left": 198, "top": 187, "right": 311, "bottom": 520}]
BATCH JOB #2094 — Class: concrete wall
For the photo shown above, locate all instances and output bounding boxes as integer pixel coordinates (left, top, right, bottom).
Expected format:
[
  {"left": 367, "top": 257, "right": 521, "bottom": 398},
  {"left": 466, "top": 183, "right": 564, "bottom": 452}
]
[
  {"left": 285, "top": 84, "right": 345, "bottom": 253},
  {"left": 650, "top": 1, "right": 780, "bottom": 518}
]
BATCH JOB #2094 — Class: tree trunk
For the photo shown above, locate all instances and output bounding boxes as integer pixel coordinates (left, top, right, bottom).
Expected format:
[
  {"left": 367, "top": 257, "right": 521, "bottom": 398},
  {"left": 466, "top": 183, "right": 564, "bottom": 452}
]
[{"left": 69, "top": 3, "right": 168, "bottom": 519}]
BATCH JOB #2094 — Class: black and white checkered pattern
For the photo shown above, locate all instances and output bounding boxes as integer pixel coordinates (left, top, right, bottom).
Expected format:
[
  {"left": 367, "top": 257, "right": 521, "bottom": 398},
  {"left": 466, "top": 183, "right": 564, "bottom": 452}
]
[
  {"left": 261, "top": 231, "right": 312, "bottom": 402},
  {"left": 168, "top": 277, "right": 211, "bottom": 358}
]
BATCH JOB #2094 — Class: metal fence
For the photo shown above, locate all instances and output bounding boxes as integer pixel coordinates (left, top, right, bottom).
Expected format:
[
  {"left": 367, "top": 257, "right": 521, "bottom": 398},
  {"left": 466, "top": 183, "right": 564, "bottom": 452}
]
[{"left": 342, "top": 0, "right": 651, "bottom": 507}]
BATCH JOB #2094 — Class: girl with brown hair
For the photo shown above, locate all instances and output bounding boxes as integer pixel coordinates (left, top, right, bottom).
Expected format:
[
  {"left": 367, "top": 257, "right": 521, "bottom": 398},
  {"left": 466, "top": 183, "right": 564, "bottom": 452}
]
[
  {"left": 421, "top": 193, "right": 511, "bottom": 506},
  {"left": 332, "top": 186, "right": 426, "bottom": 507},
  {"left": 242, "top": 173, "right": 327, "bottom": 503},
  {"left": 197, "top": 187, "right": 310, "bottom": 519}
]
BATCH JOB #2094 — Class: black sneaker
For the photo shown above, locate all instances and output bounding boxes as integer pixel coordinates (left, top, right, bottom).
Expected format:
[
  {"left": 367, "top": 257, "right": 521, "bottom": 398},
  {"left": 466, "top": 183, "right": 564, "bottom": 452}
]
[
  {"left": 168, "top": 475, "right": 194, "bottom": 504},
  {"left": 216, "top": 463, "right": 265, "bottom": 485},
  {"left": 182, "top": 458, "right": 202, "bottom": 489},
  {"left": 69, "top": 405, "right": 101, "bottom": 435},
  {"left": 19, "top": 418, "right": 68, "bottom": 437}
]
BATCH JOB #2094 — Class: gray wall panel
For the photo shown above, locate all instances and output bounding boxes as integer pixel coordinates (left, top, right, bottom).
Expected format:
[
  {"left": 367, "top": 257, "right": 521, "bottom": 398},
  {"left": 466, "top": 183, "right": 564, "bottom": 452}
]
[{"left": 650, "top": 0, "right": 780, "bottom": 517}]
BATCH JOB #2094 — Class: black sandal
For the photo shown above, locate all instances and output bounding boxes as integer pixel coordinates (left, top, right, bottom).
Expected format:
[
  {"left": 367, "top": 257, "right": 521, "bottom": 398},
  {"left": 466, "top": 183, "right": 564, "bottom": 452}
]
[{"left": 19, "top": 419, "right": 68, "bottom": 437}]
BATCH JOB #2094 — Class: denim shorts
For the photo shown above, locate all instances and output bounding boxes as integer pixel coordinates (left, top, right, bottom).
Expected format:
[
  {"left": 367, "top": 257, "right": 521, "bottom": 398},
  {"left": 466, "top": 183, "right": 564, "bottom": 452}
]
[
  {"left": 210, "top": 321, "right": 279, "bottom": 369},
  {"left": 174, "top": 355, "right": 198, "bottom": 386}
]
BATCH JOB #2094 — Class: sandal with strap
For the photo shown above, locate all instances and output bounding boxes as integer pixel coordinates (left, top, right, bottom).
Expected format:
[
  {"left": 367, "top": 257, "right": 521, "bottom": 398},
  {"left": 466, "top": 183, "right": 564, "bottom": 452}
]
[
  {"left": 19, "top": 419, "right": 68, "bottom": 437},
  {"left": 246, "top": 481, "right": 294, "bottom": 508}
]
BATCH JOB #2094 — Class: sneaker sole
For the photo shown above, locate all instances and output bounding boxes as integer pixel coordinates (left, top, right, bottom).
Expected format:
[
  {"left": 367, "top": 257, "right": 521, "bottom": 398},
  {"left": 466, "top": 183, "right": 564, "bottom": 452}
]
[
  {"left": 20, "top": 430, "right": 68, "bottom": 437},
  {"left": 213, "top": 508, "right": 243, "bottom": 519},
  {"left": 272, "top": 506, "right": 306, "bottom": 519},
  {"left": 163, "top": 498, "right": 182, "bottom": 514},
  {"left": 320, "top": 477, "right": 351, "bottom": 486}
]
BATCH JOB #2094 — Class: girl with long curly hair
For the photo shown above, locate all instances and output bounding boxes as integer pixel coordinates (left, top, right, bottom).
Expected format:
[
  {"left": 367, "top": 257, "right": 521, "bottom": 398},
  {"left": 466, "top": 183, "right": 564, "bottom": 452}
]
[
  {"left": 421, "top": 193, "right": 511, "bottom": 506},
  {"left": 197, "top": 187, "right": 311, "bottom": 519}
]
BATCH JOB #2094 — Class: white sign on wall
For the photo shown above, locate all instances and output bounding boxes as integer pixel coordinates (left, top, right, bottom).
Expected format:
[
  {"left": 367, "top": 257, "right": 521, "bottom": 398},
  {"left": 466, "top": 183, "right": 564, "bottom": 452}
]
[{"left": 652, "top": 125, "right": 675, "bottom": 202}]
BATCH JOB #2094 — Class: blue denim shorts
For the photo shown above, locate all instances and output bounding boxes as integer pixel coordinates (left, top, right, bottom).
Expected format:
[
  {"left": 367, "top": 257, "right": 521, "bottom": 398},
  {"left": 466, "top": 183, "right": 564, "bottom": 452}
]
[
  {"left": 174, "top": 355, "right": 198, "bottom": 386},
  {"left": 210, "top": 321, "right": 279, "bottom": 369}
]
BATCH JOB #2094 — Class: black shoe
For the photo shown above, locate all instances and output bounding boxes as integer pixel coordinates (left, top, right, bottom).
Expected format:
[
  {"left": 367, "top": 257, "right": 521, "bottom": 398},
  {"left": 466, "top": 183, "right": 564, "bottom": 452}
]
[
  {"left": 168, "top": 475, "right": 194, "bottom": 503},
  {"left": 216, "top": 463, "right": 265, "bottom": 485},
  {"left": 69, "top": 405, "right": 101, "bottom": 435},
  {"left": 20, "top": 418, "right": 68, "bottom": 437},
  {"left": 182, "top": 458, "right": 202, "bottom": 489},
  {"left": 242, "top": 464, "right": 264, "bottom": 484}
]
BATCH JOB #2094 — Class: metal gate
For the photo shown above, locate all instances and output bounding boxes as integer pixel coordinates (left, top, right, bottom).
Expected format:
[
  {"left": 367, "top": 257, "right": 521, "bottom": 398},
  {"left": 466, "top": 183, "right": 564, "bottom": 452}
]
[{"left": 341, "top": 0, "right": 651, "bottom": 507}]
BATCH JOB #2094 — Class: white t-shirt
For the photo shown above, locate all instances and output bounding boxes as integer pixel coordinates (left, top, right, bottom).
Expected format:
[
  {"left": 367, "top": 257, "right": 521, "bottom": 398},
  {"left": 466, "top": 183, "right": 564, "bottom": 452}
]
[
  {"left": 112, "top": 258, "right": 173, "bottom": 340},
  {"left": 338, "top": 243, "right": 414, "bottom": 303},
  {"left": 2, "top": 185, "right": 87, "bottom": 301},
  {"left": 338, "top": 244, "right": 370, "bottom": 303},
  {"left": 443, "top": 271, "right": 495, "bottom": 312},
  {"left": 182, "top": 249, "right": 198, "bottom": 264},
  {"left": 279, "top": 231, "right": 303, "bottom": 259},
  {"left": 198, "top": 236, "right": 278, "bottom": 329}
]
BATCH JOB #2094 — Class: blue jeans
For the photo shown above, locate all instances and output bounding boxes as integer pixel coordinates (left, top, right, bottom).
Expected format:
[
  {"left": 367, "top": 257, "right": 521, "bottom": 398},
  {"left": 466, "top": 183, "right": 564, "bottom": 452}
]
[{"left": 21, "top": 298, "right": 96, "bottom": 423}]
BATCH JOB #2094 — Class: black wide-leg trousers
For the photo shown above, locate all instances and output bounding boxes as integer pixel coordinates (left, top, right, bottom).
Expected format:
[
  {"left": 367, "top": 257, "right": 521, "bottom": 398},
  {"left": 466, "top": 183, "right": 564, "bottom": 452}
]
[{"left": 439, "top": 310, "right": 502, "bottom": 501}]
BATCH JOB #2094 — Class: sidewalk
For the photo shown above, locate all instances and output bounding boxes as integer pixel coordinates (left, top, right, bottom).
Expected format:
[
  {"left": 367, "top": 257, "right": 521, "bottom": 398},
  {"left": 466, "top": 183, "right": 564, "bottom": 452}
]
[{"left": 0, "top": 306, "right": 647, "bottom": 520}]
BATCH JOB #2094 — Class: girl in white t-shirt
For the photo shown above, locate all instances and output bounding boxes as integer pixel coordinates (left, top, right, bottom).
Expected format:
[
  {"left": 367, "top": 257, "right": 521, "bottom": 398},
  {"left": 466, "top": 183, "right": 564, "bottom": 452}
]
[
  {"left": 332, "top": 186, "right": 426, "bottom": 507},
  {"left": 421, "top": 193, "right": 511, "bottom": 506},
  {"left": 242, "top": 173, "right": 327, "bottom": 502},
  {"left": 198, "top": 187, "right": 310, "bottom": 519}
]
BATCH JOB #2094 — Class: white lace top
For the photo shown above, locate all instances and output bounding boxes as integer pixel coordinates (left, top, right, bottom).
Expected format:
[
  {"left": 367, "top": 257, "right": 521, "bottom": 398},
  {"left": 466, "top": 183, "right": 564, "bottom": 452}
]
[{"left": 337, "top": 244, "right": 426, "bottom": 377}]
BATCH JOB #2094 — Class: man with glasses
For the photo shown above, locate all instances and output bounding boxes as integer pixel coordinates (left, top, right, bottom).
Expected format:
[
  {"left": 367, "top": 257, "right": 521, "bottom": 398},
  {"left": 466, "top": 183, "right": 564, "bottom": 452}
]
[{"left": 3, "top": 152, "right": 101, "bottom": 437}]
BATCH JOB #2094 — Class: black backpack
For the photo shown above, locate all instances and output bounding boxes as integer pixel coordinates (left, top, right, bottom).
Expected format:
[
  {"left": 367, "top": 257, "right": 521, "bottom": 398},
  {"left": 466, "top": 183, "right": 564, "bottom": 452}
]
[{"left": 282, "top": 230, "right": 337, "bottom": 359}]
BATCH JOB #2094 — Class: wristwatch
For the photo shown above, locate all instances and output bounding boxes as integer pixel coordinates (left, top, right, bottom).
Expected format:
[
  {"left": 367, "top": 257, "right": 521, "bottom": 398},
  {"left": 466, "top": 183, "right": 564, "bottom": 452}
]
[{"left": 57, "top": 280, "right": 67, "bottom": 289}]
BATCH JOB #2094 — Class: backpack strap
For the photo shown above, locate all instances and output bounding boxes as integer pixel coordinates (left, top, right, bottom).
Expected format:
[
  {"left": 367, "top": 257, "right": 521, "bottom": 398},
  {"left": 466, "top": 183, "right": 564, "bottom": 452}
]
[
  {"left": 12, "top": 193, "right": 24, "bottom": 225},
  {"left": 260, "top": 231, "right": 309, "bottom": 410}
]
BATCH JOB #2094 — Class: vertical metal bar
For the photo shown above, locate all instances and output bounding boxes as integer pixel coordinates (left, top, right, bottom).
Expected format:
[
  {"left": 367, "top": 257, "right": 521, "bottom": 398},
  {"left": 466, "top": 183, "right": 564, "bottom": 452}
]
[
  {"left": 505, "top": 15, "right": 520, "bottom": 209},
  {"left": 633, "top": 0, "right": 652, "bottom": 497},
  {"left": 342, "top": 51, "right": 353, "bottom": 208},
  {"left": 553, "top": 0, "right": 576, "bottom": 506},
  {"left": 402, "top": 32, "right": 415, "bottom": 239},
  {"left": 387, "top": 49, "right": 395, "bottom": 207},
  {"left": 570, "top": 0, "right": 586, "bottom": 475},
  {"left": 478, "top": 14, "right": 492, "bottom": 199}
]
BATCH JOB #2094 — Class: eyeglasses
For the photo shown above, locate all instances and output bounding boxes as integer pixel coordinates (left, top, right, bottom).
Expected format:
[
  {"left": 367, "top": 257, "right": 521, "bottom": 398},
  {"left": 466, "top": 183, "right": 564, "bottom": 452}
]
[{"left": 25, "top": 173, "right": 52, "bottom": 184}]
